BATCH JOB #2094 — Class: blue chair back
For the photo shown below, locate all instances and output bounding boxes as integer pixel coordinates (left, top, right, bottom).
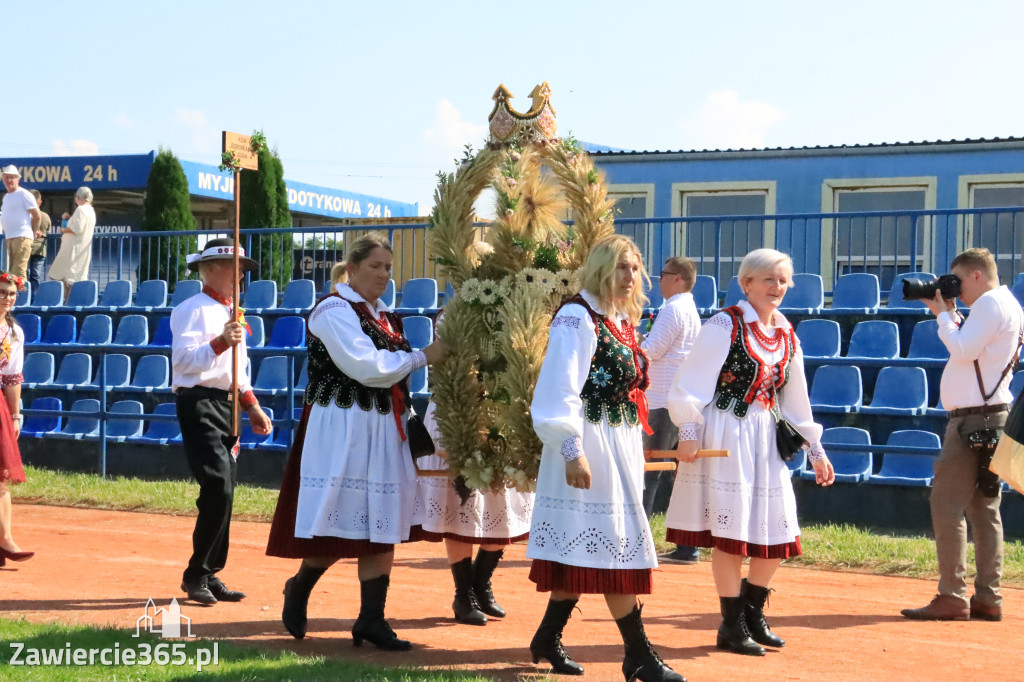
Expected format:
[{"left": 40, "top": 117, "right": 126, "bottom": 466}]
[
  {"left": 61, "top": 398, "right": 100, "bottom": 437},
  {"left": 107, "top": 400, "right": 144, "bottom": 438},
  {"left": 246, "top": 315, "right": 265, "bottom": 348},
  {"left": 139, "top": 403, "right": 182, "bottom": 442},
  {"left": 381, "top": 280, "right": 396, "bottom": 308},
  {"left": 397, "top": 278, "right": 438, "bottom": 312},
  {"left": 818, "top": 427, "right": 873, "bottom": 482},
  {"left": 77, "top": 314, "right": 113, "bottom": 345},
  {"left": 888, "top": 429, "right": 942, "bottom": 450},
  {"left": 114, "top": 315, "right": 149, "bottom": 346},
  {"left": 151, "top": 317, "right": 172, "bottom": 347},
  {"left": 169, "top": 279, "right": 202, "bottom": 307},
  {"left": 403, "top": 316, "right": 433, "bottom": 351},
  {"left": 267, "top": 316, "right": 305, "bottom": 348},
  {"left": 443, "top": 281, "right": 456, "bottom": 304},
  {"left": 55, "top": 353, "right": 92, "bottom": 387},
  {"left": 831, "top": 273, "right": 880, "bottom": 312},
  {"left": 90, "top": 354, "right": 131, "bottom": 388},
  {"left": 280, "top": 279, "right": 316, "bottom": 311},
  {"left": 796, "top": 319, "right": 841, "bottom": 358},
  {"left": 907, "top": 319, "right": 949, "bottom": 360},
  {"left": 135, "top": 280, "right": 168, "bottom": 309},
  {"left": 1010, "top": 371, "right": 1024, "bottom": 401},
  {"left": 296, "top": 357, "right": 310, "bottom": 393},
  {"left": 409, "top": 366, "right": 428, "bottom": 396},
  {"left": 872, "top": 430, "right": 941, "bottom": 486},
  {"left": 692, "top": 275, "right": 718, "bottom": 313},
  {"left": 15, "top": 282, "right": 30, "bottom": 307},
  {"left": 15, "top": 314, "right": 41, "bottom": 344},
  {"left": 723, "top": 277, "right": 744, "bottom": 307},
  {"left": 846, "top": 320, "right": 900, "bottom": 359},
  {"left": 1013, "top": 273, "right": 1024, "bottom": 308},
  {"left": 42, "top": 314, "right": 77, "bottom": 344},
  {"left": 253, "top": 356, "right": 290, "bottom": 393},
  {"left": 868, "top": 366, "right": 928, "bottom": 411},
  {"left": 33, "top": 281, "right": 64, "bottom": 308},
  {"left": 131, "top": 355, "right": 169, "bottom": 390},
  {"left": 65, "top": 280, "right": 98, "bottom": 308},
  {"left": 22, "top": 396, "right": 62, "bottom": 435},
  {"left": 809, "top": 365, "right": 862, "bottom": 409},
  {"left": 98, "top": 280, "right": 132, "bottom": 308},
  {"left": 780, "top": 273, "right": 824, "bottom": 313},
  {"left": 22, "top": 352, "right": 55, "bottom": 386},
  {"left": 242, "top": 280, "right": 277, "bottom": 311},
  {"left": 888, "top": 273, "right": 935, "bottom": 309}
]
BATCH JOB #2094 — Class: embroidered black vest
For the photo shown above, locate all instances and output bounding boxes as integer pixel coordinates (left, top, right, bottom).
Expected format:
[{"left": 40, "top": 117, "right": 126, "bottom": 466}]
[
  {"left": 304, "top": 293, "right": 412, "bottom": 414},
  {"left": 558, "top": 294, "right": 649, "bottom": 428},
  {"left": 712, "top": 305, "right": 796, "bottom": 418}
]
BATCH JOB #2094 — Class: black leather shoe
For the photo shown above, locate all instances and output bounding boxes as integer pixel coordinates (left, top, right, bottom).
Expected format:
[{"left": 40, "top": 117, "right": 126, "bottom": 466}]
[
  {"left": 181, "top": 581, "right": 217, "bottom": 606},
  {"left": 208, "top": 578, "right": 246, "bottom": 602}
]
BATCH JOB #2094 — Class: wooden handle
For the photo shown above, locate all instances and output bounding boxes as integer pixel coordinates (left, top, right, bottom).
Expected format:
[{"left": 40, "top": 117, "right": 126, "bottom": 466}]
[
  {"left": 645, "top": 449, "right": 729, "bottom": 459},
  {"left": 415, "top": 468, "right": 450, "bottom": 477},
  {"left": 644, "top": 461, "right": 677, "bottom": 471}
]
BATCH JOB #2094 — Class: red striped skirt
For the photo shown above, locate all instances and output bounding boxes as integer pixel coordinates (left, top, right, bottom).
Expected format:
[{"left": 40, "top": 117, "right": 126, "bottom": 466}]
[
  {"left": 529, "top": 559, "right": 652, "bottom": 595},
  {"left": 667, "top": 529, "right": 801, "bottom": 559}
]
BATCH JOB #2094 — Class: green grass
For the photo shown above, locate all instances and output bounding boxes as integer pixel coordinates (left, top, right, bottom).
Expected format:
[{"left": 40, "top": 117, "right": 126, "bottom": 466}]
[{"left": 0, "top": 617, "right": 499, "bottom": 682}]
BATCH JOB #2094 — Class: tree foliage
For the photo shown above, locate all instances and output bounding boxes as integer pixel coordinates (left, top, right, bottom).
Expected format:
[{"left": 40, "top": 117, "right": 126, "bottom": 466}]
[
  {"left": 240, "top": 147, "right": 293, "bottom": 286},
  {"left": 139, "top": 148, "right": 197, "bottom": 285}
]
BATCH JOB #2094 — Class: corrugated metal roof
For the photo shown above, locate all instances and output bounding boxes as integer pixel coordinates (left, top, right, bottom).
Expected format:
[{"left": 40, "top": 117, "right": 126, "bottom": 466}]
[{"left": 589, "top": 136, "right": 1024, "bottom": 157}]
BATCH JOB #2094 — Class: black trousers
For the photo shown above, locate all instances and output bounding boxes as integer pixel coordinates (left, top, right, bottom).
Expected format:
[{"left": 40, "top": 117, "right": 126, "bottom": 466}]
[{"left": 177, "top": 387, "right": 238, "bottom": 585}]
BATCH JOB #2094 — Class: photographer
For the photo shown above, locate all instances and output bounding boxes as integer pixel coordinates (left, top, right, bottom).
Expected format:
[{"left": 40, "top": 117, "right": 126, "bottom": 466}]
[{"left": 902, "top": 248, "right": 1022, "bottom": 622}]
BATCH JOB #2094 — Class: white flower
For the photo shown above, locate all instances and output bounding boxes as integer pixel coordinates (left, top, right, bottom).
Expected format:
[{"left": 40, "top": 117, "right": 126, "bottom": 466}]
[
  {"left": 514, "top": 268, "right": 552, "bottom": 292},
  {"left": 462, "top": 451, "right": 495, "bottom": 490},
  {"left": 477, "top": 280, "right": 500, "bottom": 305},
  {"left": 459, "top": 278, "right": 483, "bottom": 303},
  {"left": 554, "top": 269, "right": 580, "bottom": 295}
]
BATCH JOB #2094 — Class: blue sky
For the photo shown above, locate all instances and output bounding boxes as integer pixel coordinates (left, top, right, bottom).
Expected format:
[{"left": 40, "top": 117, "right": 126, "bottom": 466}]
[{"left": 5, "top": 0, "right": 1024, "bottom": 214}]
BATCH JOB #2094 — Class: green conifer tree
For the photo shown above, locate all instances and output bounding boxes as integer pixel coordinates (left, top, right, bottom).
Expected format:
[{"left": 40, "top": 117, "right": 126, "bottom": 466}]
[
  {"left": 240, "top": 146, "right": 293, "bottom": 286},
  {"left": 139, "top": 148, "right": 197, "bottom": 285}
]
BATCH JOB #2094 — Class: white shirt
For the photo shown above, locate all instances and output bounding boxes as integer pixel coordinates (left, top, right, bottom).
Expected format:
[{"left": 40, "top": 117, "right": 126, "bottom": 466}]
[
  {"left": 1, "top": 187, "right": 37, "bottom": 240},
  {"left": 170, "top": 291, "right": 253, "bottom": 393},
  {"left": 937, "top": 285, "right": 1023, "bottom": 411},
  {"left": 641, "top": 291, "right": 701, "bottom": 409}
]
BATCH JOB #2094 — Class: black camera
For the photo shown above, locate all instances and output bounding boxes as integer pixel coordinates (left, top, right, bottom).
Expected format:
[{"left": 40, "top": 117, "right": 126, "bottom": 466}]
[{"left": 901, "top": 274, "right": 962, "bottom": 301}]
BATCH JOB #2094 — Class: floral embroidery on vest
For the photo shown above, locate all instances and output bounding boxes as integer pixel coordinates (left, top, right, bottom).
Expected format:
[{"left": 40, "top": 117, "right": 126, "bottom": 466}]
[
  {"left": 304, "top": 293, "right": 412, "bottom": 413},
  {"left": 712, "top": 306, "right": 795, "bottom": 418}
]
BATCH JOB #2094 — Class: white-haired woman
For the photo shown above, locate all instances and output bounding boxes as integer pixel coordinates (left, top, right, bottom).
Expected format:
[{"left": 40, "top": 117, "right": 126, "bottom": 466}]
[
  {"left": 48, "top": 186, "right": 96, "bottom": 297},
  {"left": 666, "top": 248, "right": 834, "bottom": 657},
  {"left": 527, "top": 235, "right": 684, "bottom": 682}
]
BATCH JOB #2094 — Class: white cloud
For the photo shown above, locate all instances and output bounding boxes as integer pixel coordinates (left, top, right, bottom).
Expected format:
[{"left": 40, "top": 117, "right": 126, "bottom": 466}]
[
  {"left": 679, "top": 91, "right": 785, "bottom": 150},
  {"left": 52, "top": 139, "right": 100, "bottom": 155},
  {"left": 173, "top": 107, "right": 209, "bottom": 130},
  {"left": 112, "top": 112, "right": 136, "bottom": 128},
  {"left": 423, "top": 99, "right": 488, "bottom": 150}
]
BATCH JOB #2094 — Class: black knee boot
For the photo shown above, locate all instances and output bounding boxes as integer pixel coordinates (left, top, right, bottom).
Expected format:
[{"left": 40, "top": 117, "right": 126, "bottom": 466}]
[
  {"left": 716, "top": 596, "right": 765, "bottom": 656},
  {"left": 352, "top": 575, "right": 411, "bottom": 651},
  {"left": 473, "top": 548, "right": 506, "bottom": 618},
  {"left": 282, "top": 562, "right": 327, "bottom": 639},
  {"left": 615, "top": 604, "right": 686, "bottom": 682},
  {"left": 451, "top": 558, "right": 487, "bottom": 625},
  {"left": 529, "top": 598, "right": 584, "bottom": 676},
  {"left": 741, "top": 579, "right": 784, "bottom": 648}
]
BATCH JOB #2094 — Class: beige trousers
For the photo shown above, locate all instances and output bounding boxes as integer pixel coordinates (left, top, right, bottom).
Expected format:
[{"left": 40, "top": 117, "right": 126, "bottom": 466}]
[
  {"left": 931, "top": 412, "right": 1005, "bottom": 607},
  {"left": 5, "top": 237, "right": 32, "bottom": 280}
]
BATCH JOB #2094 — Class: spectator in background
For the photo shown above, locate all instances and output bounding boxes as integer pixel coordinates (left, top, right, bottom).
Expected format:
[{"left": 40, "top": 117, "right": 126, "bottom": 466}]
[
  {"left": 0, "top": 166, "right": 42, "bottom": 280},
  {"left": 47, "top": 186, "right": 96, "bottom": 297},
  {"left": 640, "top": 256, "right": 701, "bottom": 564},
  {"left": 329, "top": 260, "right": 349, "bottom": 289},
  {"left": 27, "top": 190, "right": 52, "bottom": 292}
]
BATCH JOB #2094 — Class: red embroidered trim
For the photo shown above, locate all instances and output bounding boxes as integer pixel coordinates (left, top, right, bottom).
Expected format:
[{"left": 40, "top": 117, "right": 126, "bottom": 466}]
[
  {"left": 202, "top": 285, "right": 232, "bottom": 306},
  {"left": 666, "top": 529, "right": 802, "bottom": 559},
  {"left": 2, "top": 372, "right": 23, "bottom": 386},
  {"left": 210, "top": 336, "right": 229, "bottom": 356},
  {"left": 414, "top": 529, "right": 529, "bottom": 545},
  {"left": 529, "top": 559, "right": 652, "bottom": 594},
  {"left": 239, "top": 390, "right": 257, "bottom": 409}
]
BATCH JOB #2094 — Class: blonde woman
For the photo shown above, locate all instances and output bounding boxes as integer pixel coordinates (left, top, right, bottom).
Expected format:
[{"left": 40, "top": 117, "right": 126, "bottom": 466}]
[
  {"left": 527, "top": 235, "right": 684, "bottom": 682},
  {"left": 666, "top": 248, "right": 834, "bottom": 657}
]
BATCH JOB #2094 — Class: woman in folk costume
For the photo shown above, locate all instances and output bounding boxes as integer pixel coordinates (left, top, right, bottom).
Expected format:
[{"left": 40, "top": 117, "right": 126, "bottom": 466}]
[
  {"left": 666, "top": 248, "right": 834, "bottom": 657},
  {"left": 266, "top": 232, "right": 449, "bottom": 650},
  {"left": 416, "top": 319, "right": 533, "bottom": 625},
  {"left": 527, "top": 235, "right": 684, "bottom": 682},
  {"left": 0, "top": 272, "right": 31, "bottom": 567}
]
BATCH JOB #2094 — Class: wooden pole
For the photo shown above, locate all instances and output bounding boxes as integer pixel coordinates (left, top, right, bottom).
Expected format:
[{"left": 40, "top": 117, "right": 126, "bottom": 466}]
[{"left": 231, "top": 169, "right": 241, "bottom": 437}]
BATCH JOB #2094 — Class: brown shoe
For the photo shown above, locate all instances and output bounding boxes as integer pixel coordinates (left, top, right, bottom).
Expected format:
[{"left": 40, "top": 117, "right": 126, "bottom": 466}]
[
  {"left": 969, "top": 595, "right": 1002, "bottom": 622},
  {"left": 901, "top": 595, "right": 970, "bottom": 621}
]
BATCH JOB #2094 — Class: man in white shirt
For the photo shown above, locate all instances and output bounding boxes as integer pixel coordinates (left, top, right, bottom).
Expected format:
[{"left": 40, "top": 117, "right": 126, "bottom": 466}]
[
  {"left": 0, "top": 166, "right": 42, "bottom": 280},
  {"left": 173, "top": 238, "right": 272, "bottom": 606},
  {"left": 902, "top": 248, "right": 1022, "bottom": 622},
  {"left": 641, "top": 257, "right": 701, "bottom": 561}
]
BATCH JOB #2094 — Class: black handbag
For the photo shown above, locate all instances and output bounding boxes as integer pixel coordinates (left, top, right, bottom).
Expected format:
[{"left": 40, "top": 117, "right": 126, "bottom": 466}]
[
  {"left": 773, "top": 410, "right": 807, "bottom": 462},
  {"left": 406, "top": 413, "right": 436, "bottom": 460}
]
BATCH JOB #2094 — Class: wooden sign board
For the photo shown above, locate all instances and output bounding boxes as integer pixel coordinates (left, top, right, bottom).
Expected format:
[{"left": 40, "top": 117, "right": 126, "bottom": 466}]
[{"left": 222, "top": 131, "right": 259, "bottom": 171}]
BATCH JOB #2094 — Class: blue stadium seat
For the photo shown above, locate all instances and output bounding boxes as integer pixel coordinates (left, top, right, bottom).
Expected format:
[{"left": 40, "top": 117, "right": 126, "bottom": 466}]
[
  {"left": 125, "top": 280, "right": 168, "bottom": 312},
  {"left": 14, "top": 282, "right": 30, "bottom": 308},
  {"left": 803, "top": 427, "right": 873, "bottom": 483},
  {"left": 644, "top": 276, "right": 665, "bottom": 311},
  {"left": 441, "top": 281, "right": 456, "bottom": 305},
  {"left": 395, "top": 278, "right": 438, "bottom": 315},
  {"left": 846, "top": 320, "right": 900, "bottom": 359},
  {"left": 692, "top": 275, "right": 718, "bottom": 315},
  {"left": 723, "top": 277, "right": 744, "bottom": 307},
  {"left": 809, "top": 365, "right": 862, "bottom": 413},
  {"left": 241, "top": 406, "right": 273, "bottom": 448},
  {"left": 253, "top": 356, "right": 291, "bottom": 396},
  {"left": 75, "top": 314, "right": 113, "bottom": 346},
  {"left": 15, "top": 314, "right": 41, "bottom": 344},
  {"left": 779, "top": 273, "right": 824, "bottom": 314},
  {"left": 409, "top": 366, "right": 429, "bottom": 399},
  {"left": 796, "top": 319, "right": 841, "bottom": 358},
  {"left": 41, "top": 314, "right": 77, "bottom": 344},
  {"left": 62, "top": 280, "right": 98, "bottom": 310},
  {"left": 53, "top": 353, "right": 92, "bottom": 389},
  {"left": 321, "top": 278, "right": 336, "bottom": 297},
  {"left": 99, "top": 400, "right": 144, "bottom": 441},
  {"left": 785, "top": 448, "right": 807, "bottom": 477},
  {"left": 871, "top": 430, "right": 940, "bottom": 486},
  {"left": 150, "top": 317, "right": 172, "bottom": 348},
  {"left": 86, "top": 354, "right": 131, "bottom": 389},
  {"left": 168, "top": 279, "right": 202, "bottom": 307},
  {"left": 95, "top": 280, "right": 132, "bottom": 310},
  {"left": 113, "top": 315, "right": 149, "bottom": 346},
  {"left": 21, "top": 396, "right": 62, "bottom": 437},
  {"left": 52, "top": 398, "right": 100, "bottom": 439},
  {"left": 906, "top": 319, "right": 949, "bottom": 360},
  {"left": 829, "top": 273, "right": 881, "bottom": 314},
  {"left": 925, "top": 397, "right": 947, "bottom": 418},
  {"left": 22, "top": 352, "right": 55, "bottom": 388},
  {"left": 26, "top": 280, "right": 63, "bottom": 311},
  {"left": 246, "top": 315, "right": 265, "bottom": 348},
  {"left": 887, "top": 273, "right": 935, "bottom": 310},
  {"left": 242, "top": 280, "right": 277, "bottom": 313},
  {"left": 266, "top": 316, "right": 305, "bottom": 348},
  {"left": 278, "top": 279, "right": 316, "bottom": 313},
  {"left": 295, "top": 357, "right": 309, "bottom": 395},
  {"left": 1013, "top": 274, "right": 1024, "bottom": 308},
  {"left": 1010, "top": 371, "right": 1024, "bottom": 401},
  {"left": 859, "top": 366, "right": 929, "bottom": 415},
  {"left": 126, "top": 355, "right": 170, "bottom": 392},
  {"left": 128, "top": 402, "right": 182, "bottom": 444},
  {"left": 381, "top": 279, "right": 396, "bottom": 308},
  {"left": 403, "top": 316, "right": 433, "bottom": 351}
]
